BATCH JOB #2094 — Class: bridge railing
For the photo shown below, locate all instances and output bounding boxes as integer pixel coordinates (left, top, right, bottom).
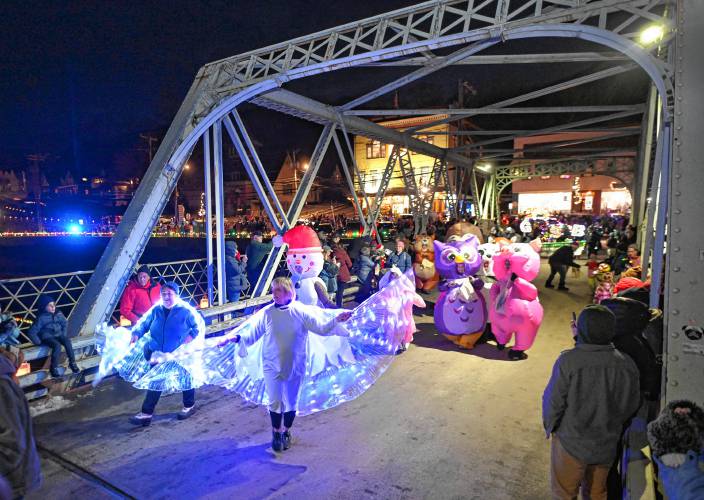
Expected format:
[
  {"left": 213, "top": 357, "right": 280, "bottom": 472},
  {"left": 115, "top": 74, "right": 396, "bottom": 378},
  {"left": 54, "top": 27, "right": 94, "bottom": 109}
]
[{"left": 0, "top": 259, "right": 224, "bottom": 345}]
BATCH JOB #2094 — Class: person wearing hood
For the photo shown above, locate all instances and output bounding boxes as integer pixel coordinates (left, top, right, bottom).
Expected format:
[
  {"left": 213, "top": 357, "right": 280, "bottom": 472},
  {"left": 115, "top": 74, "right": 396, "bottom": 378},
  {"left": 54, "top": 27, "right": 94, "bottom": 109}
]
[
  {"left": 245, "top": 230, "right": 273, "bottom": 289},
  {"left": 27, "top": 294, "right": 79, "bottom": 378},
  {"left": 225, "top": 240, "right": 249, "bottom": 303},
  {"left": 542, "top": 305, "right": 640, "bottom": 499},
  {"left": 0, "top": 348, "right": 41, "bottom": 498},
  {"left": 119, "top": 264, "right": 161, "bottom": 325}
]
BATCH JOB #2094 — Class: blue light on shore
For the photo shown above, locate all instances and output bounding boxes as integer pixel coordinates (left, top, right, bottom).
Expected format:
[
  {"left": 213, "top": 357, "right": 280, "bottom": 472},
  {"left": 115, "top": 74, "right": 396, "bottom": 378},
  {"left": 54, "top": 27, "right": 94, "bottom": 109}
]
[{"left": 68, "top": 224, "right": 81, "bottom": 234}]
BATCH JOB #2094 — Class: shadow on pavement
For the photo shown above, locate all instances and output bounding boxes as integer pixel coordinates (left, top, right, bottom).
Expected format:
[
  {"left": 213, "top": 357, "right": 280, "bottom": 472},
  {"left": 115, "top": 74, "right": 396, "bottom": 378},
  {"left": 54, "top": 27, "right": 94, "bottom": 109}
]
[{"left": 411, "top": 322, "right": 512, "bottom": 361}]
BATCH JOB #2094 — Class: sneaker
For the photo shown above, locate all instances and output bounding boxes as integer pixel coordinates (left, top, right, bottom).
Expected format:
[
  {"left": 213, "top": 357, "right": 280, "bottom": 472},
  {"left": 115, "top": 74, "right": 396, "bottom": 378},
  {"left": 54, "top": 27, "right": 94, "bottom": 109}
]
[
  {"left": 557, "top": 286, "right": 569, "bottom": 291},
  {"left": 282, "top": 430, "right": 292, "bottom": 450},
  {"left": 395, "top": 345, "right": 407, "bottom": 355},
  {"left": 69, "top": 363, "right": 80, "bottom": 374},
  {"left": 495, "top": 343, "right": 506, "bottom": 351},
  {"left": 272, "top": 431, "right": 284, "bottom": 452},
  {"left": 507, "top": 349, "right": 528, "bottom": 361},
  {"left": 129, "top": 413, "right": 152, "bottom": 426},
  {"left": 544, "top": 283, "right": 554, "bottom": 289},
  {"left": 177, "top": 406, "right": 196, "bottom": 420}
]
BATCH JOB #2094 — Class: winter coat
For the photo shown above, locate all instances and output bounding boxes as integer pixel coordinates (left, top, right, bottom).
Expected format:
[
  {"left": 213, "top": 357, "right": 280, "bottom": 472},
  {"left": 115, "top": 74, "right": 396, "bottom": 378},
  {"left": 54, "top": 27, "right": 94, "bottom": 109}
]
[
  {"left": 548, "top": 245, "right": 580, "bottom": 268},
  {"left": 27, "top": 311, "right": 67, "bottom": 345},
  {"left": 132, "top": 303, "right": 202, "bottom": 354},
  {"left": 225, "top": 241, "right": 249, "bottom": 295},
  {"left": 542, "top": 319, "right": 640, "bottom": 464},
  {"left": 655, "top": 452, "right": 704, "bottom": 500},
  {"left": 386, "top": 251, "right": 412, "bottom": 274},
  {"left": 0, "top": 354, "right": 41, "bottom": 497},
  {"left": 601, "top": 297, "right": 661, "bottom": 400},
  {"left": 245, "top": 240, "right": 273, "bottom": 284},
  {"left": 119, "top": 279, "right": 161, "bottom": 324},
  {"left": 333, "top": 246, "right": 353, "bottom": 282},
  {"left": 0, "top": 313, "right": 21, "bottom": 346},
  {"left": 353, "top": 255, "right": 376, "bottom": 283},
  {"left": 319, "top": 261, "right": 339, "bottom": 293}
]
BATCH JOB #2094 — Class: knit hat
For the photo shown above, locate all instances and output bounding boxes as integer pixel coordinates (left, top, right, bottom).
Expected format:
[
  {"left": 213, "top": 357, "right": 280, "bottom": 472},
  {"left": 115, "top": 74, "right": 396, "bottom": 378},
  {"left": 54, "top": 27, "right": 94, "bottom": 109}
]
[
  {"left": 281, "top": 225, "right": 322, "bottom": 254},
  {"left": 37, "top": 294, "right": 55, "bottom": 312},
  {"left": 162, "top": 281, "right": 180, "bottom": 295},
  {"left": 576, "top": 304, "right": 616, "bottom": 345},
  {"left": 136, "top": 264, "right": 151, "bottom": 276},
  {"left": 614, "top": 277, "right": 645, "bottom": 294}
]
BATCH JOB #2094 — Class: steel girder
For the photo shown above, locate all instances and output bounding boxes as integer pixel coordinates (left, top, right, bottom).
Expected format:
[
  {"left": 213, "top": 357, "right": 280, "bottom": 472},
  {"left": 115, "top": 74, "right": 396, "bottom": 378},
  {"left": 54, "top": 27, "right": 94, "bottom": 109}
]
[
  {"left": 196, "top": 0, "right": 673, "bottom": 111},
  {"left": 366, "top": 145, "right": 401, "bottom": 231},
  {"left": 70, "top": 0, "right": 677, "bottom": 345},
  {"left": 664, "top": 0, "right": 704, "bottom": 404},
  {"left": 494, "top": 157, "right": 637, "bottom": 195}
]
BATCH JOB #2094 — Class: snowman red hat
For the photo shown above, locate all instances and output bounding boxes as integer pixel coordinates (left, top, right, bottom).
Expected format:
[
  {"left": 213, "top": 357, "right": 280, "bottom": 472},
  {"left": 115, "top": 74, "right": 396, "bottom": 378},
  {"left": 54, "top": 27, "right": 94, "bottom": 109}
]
[{"left": 279, "top": 225, "right": 322, "bottom": 254}]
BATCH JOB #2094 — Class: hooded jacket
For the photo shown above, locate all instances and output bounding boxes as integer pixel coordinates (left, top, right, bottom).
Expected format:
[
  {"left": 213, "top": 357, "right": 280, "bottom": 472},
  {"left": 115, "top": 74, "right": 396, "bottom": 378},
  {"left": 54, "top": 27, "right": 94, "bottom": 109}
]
[
  {"left": 131, "top": 303, "right": 202, "bottom": 353},
  {"left": 542, "top": 305, "right": 640, "bottom": 464},
  {"left": 225, "top": 241, "right": 248, "bottom": 293},
  {"left": 332, "top": 245, "right": 353, "bottom": 282},
  {"left": 0, "top": 353, "right": 42, "bottom": 497},
  {"left": 26, "top": 297, "right": 68, "bottom": 345},
  {"left": 119, "top": 278, "right": 161, "bottom": 324},
  {"left": 548, "top": 245, "right": 580, "bottom": 268},
  {"left": 245, "top": 238, "right": 273, "bottom": 284}
]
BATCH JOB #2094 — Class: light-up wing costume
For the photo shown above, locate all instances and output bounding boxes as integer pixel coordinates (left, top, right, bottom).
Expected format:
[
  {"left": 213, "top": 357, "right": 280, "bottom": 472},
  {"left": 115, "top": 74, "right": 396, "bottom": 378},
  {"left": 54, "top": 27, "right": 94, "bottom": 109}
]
[{"left": 95, "top": 272, "right": 422, "bottom": 415}]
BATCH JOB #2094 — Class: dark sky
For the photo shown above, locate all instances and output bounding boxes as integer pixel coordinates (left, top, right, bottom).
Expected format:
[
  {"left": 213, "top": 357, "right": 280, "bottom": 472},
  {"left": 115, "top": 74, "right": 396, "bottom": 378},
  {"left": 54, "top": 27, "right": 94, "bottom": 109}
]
[
  {"left": 0, "top": 1, "right": 649, "bottom": 182},
  {"left": 0, "top": 0, "right": 417, "bottom": 179}
]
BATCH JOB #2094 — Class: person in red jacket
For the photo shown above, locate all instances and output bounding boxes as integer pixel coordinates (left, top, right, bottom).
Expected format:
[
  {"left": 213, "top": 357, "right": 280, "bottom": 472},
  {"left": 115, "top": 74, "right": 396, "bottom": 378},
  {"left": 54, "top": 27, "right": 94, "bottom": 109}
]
[
  {"left": 119, "top": 265, "right": 161, "bottom": 325},
  {"left": 331, "top": 237, "right": 353, "bottom": 308}
]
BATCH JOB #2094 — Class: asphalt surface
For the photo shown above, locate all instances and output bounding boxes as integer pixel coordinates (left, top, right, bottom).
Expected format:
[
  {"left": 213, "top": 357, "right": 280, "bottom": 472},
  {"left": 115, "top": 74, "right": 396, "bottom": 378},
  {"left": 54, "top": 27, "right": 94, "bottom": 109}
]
[{"left": 29, "top": 262, "right": 590, "bottom": 500}]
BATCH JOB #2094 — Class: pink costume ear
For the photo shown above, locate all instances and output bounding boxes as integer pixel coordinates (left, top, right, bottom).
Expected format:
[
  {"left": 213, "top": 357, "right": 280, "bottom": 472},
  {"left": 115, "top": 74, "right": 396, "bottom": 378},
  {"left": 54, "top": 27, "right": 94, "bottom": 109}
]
[{"left": 529, "top": 238, "right": 542, "bottom": 253}]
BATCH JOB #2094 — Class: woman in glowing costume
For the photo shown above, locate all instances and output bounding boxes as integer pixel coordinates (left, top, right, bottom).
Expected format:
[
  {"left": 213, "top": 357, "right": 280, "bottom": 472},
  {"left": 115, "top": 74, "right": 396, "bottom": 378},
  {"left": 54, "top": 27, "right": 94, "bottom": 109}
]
[{"left": 96, "top": 250, "right": 423, "bottom": 441}]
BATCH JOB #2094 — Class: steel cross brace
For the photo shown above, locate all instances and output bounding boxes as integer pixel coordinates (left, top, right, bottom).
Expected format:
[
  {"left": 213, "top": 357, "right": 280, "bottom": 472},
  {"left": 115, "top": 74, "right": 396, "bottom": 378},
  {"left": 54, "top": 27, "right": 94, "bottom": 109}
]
[{"left": 252, "top": 124, "right": 336, "bottom": 298}]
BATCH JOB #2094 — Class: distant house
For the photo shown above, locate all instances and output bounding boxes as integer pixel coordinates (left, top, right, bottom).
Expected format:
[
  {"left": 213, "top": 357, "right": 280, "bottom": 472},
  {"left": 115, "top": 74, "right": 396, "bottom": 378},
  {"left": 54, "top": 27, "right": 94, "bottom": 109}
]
[
  {"left": 353, "top": 114, "right": 459, "bottom": 217},
  {"left": 273, "top": 152, "right": 323, "bottom": 211}
]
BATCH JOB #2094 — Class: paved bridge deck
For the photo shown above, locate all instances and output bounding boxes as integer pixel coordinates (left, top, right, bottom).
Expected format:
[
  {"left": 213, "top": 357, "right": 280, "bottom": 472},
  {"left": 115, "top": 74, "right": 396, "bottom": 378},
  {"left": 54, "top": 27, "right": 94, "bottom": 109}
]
[{"left": 29, "top": 262, "right": 589, "bottom": 499}]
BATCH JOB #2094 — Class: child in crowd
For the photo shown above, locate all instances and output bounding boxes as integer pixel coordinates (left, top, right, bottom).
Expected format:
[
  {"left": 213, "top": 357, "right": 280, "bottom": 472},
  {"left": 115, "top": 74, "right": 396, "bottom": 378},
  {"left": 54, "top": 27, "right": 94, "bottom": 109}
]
[
  {"left": 27, "top": 295, "right": 79, "bottom": 377},
  {"left": 319, "top": 246, "right": 339, "bottom": 300},
  {"left": 223, "top": 277, "right": 351, "bottom": 452},
  {"left": 593, "top": 263, "right": 614, "bottom": 304},
  {"left": 0, "top": 304, "right": 21, "bottom": 348}
]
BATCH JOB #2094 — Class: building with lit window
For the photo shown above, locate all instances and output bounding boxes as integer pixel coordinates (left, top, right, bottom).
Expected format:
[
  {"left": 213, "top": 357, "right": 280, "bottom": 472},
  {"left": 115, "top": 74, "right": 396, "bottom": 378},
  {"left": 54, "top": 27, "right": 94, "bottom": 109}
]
[{"left": 353, "top": 114, "right": 458, "bottom": 217}]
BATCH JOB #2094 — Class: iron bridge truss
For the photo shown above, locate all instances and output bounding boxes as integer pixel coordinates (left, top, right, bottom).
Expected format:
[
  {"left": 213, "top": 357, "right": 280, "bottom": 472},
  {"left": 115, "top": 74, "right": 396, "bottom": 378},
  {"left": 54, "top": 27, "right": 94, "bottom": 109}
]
[{"left": 65, "top": 0, "right": 704, "bottom": 425}]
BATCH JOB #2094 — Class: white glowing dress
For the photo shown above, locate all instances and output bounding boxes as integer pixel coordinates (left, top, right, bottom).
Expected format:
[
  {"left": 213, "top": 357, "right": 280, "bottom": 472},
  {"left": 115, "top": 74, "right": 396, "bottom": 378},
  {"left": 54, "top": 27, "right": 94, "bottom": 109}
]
[{"left": 96, "top": 273, "right": 422, "bottom": 415}]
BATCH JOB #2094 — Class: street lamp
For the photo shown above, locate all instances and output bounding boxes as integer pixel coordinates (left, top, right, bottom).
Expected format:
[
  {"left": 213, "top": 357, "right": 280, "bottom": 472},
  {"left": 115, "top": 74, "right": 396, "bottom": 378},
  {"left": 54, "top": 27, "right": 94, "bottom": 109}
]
[{"left": 639, "top": 25, "right": 664, "bottom": 45}]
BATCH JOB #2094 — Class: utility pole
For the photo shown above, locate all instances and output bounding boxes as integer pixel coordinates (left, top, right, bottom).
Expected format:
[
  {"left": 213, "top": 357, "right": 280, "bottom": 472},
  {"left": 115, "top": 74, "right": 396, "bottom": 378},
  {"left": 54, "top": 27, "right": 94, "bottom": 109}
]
[
  {"left": 140, "top": 134, "right": 158, "bottom": 163},
  {"left": 27, "top": 153, "right": 48, "bottom": 232}
]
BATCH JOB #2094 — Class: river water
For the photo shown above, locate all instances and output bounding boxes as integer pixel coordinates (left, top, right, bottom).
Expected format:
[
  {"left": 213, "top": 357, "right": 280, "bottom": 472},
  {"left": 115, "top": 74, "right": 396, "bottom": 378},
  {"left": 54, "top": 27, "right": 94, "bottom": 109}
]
[{"left": 0, "top": 237, "right": 251, "bottom": 279}]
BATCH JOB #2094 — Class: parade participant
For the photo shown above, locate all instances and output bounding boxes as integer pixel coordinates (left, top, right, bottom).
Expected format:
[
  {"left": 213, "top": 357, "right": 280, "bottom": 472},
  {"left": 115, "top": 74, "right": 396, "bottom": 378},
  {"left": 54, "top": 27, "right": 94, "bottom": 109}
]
[
  {"left": 545, "top": 241, "right": 581, "bottom": 291},
  {"left": 434, "top": 237, "right": 487, "bottom": 350},
  {"left": 220, "top": 277, "right": 352, "bottom": 451},
  {"left": 412, "top": 233, "right": 440, "bottom": 293},
  {"left": 489, "top": 240, "right": 544, "bottom": 360},
  {"left": 445, "top": 220, "right": 485, "bottom": 245},
  {"left": 119, "top": 264, "right": 161, "bottom": 325},
  {"left": 124, "top": 282, "right": 205, "bottom": 426},
  {"left": 27, "top": 295, "right": 80, "bottom": 377},
  {"left": 275, "top": 225, "right": 335, "bottom": 308},
  {"left": 543, "top": 305, "right": 640, "bottom": 500},
  {"left": 586, "top": 254, "right": 599, "bottom": 293},
  {"left": 593, "top": 263, "right": 614, "bottom": 304}
]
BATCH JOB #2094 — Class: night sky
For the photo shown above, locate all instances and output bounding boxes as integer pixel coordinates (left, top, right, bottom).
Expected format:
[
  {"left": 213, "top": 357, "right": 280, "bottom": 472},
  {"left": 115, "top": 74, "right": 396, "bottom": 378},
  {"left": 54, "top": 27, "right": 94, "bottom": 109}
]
[{"left": 0, "top": 0, "right": 649, "bottom": 182}]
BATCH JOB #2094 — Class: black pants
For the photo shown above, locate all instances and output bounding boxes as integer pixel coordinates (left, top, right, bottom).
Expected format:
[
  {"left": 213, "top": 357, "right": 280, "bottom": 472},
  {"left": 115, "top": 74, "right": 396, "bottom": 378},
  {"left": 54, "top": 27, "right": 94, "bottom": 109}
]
[
  {"left": 546, "top": 263, "right": 567, "bottom": 287},
  {"left": 335, "top": 279, "right": 348, "bottom": 308},
  {"left": 142, "top": 389, "right": 195, "bottom": 415},
  {"left": 42, "top": 335, "right": 76, "bottom": 371}
]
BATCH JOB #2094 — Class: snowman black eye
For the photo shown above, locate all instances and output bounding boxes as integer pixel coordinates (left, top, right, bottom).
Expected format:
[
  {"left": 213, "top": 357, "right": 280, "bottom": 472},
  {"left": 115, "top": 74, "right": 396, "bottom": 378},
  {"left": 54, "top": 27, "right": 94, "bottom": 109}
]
[{"left": 302, "top": 255, "right": 307, "bottom": 259}]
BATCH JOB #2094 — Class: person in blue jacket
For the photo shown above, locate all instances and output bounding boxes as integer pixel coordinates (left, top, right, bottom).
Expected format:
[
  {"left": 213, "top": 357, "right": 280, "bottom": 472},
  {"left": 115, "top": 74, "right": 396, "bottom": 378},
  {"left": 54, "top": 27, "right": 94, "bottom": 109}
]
[
  {"left": 27, "top": 294, "right": 79, "bottom": 378},
  {"left": 385, "top": 238, "right": 412, "bottom": 274},
  {"left": 128, "top": 282, "right": 202, "bottom": 426}
]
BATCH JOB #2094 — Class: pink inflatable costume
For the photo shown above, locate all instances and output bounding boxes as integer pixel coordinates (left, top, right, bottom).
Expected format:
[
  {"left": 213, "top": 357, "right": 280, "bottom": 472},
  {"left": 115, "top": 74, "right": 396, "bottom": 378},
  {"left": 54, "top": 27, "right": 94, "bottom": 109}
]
[{"left": 489, "top": 239, "right": 544, "bottom": 360}]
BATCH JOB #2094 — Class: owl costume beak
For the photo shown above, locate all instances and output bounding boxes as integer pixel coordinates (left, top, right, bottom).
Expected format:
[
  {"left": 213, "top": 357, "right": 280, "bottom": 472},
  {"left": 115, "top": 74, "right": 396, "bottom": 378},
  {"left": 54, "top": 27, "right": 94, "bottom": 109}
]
[{"left": 454, "top": 255, "right": 465, "bottom": 264}]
